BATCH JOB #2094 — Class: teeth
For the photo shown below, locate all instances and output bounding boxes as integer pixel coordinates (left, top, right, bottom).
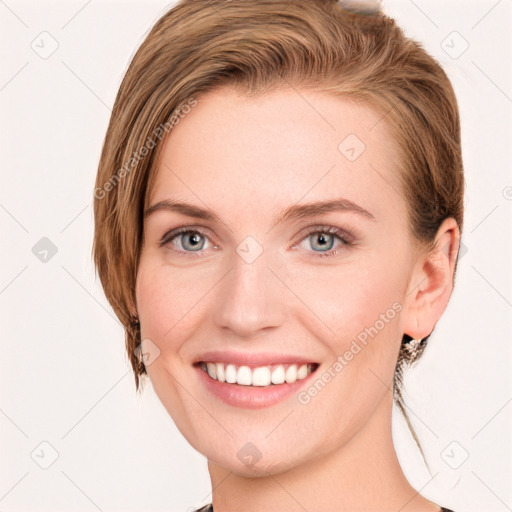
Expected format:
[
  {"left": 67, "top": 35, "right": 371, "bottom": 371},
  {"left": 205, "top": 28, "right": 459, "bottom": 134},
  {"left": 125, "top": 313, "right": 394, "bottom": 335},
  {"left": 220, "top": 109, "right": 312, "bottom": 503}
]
[
  {"left": 297, "top": 363, "right": 308, "bottom": 379},
  {"left": 285, "top": 364, "right": 297, "bottom": 383},
  {"left": 252, "top": 367, "right": 271, "bottom": 386},
  {"left": 215, "top": 362, "right": 225, "bottom": 382},
  {"left": 199, "top": 362, "right": 316, "bottom": 387},
  {"left": 237, "top": 366, "right": 252, "bottom": 386},
  {"left": 225, "top": 364, "right": 237, "bottom": 384},
  {"left": 271, "top": 365, "right": 285, "bottom": 384},
  {"left": 206, "top": 362, "right": 216, "bottom": 379}
]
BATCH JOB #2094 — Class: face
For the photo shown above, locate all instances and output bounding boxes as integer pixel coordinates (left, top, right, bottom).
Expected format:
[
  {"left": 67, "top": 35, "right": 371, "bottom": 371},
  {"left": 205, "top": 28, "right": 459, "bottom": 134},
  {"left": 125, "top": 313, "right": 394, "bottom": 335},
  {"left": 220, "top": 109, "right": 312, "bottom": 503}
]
[{"left": 135, "top": 86, "right": 420, "bottom": 475}]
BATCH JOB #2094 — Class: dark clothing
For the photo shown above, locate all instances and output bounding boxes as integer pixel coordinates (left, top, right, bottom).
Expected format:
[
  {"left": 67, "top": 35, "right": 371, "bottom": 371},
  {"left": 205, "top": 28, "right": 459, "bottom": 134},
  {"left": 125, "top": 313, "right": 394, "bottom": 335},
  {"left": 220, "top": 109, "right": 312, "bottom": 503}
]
[{"left": 192, "top": 504, "right": 455, "bottom": 512}]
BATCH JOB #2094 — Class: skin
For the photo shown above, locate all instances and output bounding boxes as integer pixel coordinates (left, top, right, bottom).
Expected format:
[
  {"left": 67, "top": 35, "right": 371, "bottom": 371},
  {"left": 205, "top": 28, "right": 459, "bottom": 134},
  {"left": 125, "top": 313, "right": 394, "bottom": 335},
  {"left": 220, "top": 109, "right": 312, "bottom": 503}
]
[{"left": 134, "top": 86, "right": 460, "bottom": 512}]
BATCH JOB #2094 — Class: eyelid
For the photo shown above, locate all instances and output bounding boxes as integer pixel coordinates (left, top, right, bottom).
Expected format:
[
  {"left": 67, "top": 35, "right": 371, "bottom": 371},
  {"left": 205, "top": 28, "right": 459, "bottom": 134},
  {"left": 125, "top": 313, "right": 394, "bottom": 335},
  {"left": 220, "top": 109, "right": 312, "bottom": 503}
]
[{"left": 293, "top": 223, "right": 356, "bottom": 245}]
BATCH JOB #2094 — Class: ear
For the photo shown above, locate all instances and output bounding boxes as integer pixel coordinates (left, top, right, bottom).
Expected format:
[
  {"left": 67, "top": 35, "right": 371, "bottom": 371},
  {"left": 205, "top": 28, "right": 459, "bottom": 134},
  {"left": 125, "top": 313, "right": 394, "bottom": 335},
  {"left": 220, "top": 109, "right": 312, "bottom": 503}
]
[{"left": 402, "top": 217, "right": 461, "bottom": 339}]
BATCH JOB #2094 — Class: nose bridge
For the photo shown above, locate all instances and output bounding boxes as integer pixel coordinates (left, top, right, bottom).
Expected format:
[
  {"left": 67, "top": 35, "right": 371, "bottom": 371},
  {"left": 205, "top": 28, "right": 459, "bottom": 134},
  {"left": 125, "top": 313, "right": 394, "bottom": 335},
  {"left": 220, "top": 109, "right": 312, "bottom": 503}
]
[{"left": 213, "top": 236, "right": 284, "bottom": 336}]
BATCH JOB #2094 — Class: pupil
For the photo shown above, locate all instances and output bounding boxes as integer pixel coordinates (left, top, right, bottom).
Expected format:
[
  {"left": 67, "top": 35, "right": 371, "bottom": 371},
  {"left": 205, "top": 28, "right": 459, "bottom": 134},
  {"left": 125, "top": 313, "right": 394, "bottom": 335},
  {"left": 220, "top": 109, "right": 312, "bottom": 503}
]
[
  {"left": 184, "top": 232, "right": 203, "bottom": 250},
  {"left": 313, "top": 233, "right": 333, "bottom": 251}
]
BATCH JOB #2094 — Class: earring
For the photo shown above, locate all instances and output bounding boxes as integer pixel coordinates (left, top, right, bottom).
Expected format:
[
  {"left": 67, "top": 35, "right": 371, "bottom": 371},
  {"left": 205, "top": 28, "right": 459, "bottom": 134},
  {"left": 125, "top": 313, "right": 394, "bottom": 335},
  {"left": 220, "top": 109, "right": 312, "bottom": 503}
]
[
  {"left": 403, "top": 338, "right": 425, "bottom": 361},
  {"left": 404, "top": 337, "right": 421, "bottom": 348},
  {"left": 129, "top": 318, "right": 146, "bottom": 373}
]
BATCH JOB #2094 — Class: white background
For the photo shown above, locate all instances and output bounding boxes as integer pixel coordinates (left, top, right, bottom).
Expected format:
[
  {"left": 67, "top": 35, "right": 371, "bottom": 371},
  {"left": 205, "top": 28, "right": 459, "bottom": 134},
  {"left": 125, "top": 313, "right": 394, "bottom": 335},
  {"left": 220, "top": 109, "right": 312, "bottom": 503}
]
[{"left": 1, "top": 0, "right": 511, "bottom": 511}]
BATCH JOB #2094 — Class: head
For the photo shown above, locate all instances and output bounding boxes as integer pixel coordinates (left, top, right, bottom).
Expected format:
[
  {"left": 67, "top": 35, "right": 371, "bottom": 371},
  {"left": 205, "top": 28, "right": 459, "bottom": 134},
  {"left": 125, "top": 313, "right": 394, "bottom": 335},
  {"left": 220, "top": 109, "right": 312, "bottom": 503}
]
[{"left": 92, "top": 0, "right": 464, "bottom": 473}]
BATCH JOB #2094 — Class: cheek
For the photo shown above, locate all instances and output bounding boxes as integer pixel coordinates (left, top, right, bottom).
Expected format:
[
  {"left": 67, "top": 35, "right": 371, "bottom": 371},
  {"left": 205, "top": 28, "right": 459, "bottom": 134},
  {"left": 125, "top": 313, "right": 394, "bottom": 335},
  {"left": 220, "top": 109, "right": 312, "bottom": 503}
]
[
  {"left": 286, "top": 254, "right": 406, "bottom": 408},
  {"left": 135, "top": 255, "right": 217, "bottom": 346},
  {"left": 135, "top": 263, "right": 173, "bottom": 339},
  {"left": 283, "top": 254, "right": 405, "bottom": 341}
]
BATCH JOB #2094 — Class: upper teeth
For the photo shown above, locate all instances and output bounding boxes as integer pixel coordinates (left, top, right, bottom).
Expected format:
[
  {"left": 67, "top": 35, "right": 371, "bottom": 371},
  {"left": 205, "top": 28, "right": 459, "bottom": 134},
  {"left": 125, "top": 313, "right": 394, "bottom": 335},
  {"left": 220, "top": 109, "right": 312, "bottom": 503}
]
[{"left": 200, "top": 362, "right": 315, "bottom": 387}]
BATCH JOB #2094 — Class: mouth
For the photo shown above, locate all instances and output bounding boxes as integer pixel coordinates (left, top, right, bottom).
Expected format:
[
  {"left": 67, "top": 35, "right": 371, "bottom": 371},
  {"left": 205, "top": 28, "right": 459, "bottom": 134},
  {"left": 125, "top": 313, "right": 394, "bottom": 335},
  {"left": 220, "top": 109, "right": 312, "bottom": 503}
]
[{"left": 194, "top": 361, "right": 320, "bottom": 387}]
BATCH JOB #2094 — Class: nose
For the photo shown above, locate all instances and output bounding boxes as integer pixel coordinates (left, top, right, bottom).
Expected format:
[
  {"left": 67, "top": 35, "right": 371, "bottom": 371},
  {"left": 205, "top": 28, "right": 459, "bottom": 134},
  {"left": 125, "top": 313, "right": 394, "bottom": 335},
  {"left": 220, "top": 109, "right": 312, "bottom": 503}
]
[{"left": 212, "top": 246, "right": 285, "bottom": 338}]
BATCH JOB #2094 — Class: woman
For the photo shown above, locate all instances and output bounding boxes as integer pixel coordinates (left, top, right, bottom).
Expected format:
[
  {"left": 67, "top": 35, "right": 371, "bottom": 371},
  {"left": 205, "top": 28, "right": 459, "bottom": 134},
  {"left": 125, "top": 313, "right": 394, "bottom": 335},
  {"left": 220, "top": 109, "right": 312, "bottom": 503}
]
[{"left": 92, "top": 1, "right": 463, "bottom": 510}]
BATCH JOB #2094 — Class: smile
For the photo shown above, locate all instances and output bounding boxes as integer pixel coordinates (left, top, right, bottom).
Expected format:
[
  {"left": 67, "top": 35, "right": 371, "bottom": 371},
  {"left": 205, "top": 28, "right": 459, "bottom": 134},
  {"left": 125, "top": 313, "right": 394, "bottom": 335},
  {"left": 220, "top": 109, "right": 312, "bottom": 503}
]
[{"left": 197, "top": 361, "right": 319, "bottom": 387}]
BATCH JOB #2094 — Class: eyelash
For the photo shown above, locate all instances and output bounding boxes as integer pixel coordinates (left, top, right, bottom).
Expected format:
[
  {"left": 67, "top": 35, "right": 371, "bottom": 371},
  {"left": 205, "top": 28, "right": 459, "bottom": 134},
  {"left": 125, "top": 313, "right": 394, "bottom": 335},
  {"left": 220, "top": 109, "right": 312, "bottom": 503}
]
[{"left": 159, "top": 225, "right": 354, "bottom": 259}]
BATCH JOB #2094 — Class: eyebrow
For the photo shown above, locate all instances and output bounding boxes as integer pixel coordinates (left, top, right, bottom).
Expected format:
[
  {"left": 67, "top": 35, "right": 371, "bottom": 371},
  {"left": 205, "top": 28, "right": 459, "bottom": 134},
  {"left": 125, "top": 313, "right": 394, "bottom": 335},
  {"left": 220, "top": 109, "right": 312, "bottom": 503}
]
[{"left": 144, "top": 197, "right": 376, "bottom": 226}]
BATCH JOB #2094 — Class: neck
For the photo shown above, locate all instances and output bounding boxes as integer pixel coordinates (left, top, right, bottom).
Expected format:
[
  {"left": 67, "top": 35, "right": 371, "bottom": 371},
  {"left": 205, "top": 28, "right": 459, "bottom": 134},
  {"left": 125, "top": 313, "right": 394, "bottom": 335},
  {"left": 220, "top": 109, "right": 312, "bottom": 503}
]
[{"left": 207, "top": 391, "right": 441, "bottom": 512}]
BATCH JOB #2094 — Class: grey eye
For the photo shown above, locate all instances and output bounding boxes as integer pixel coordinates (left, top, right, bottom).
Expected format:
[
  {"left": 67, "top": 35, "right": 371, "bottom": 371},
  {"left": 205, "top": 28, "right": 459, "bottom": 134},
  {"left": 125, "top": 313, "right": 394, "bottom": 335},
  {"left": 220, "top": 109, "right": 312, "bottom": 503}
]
[
  {"left": 180, "top": 232, "right": 206, "bottom": 251},
  {"left": 308, "top": 233, "right": 335, "bottom": 252}
]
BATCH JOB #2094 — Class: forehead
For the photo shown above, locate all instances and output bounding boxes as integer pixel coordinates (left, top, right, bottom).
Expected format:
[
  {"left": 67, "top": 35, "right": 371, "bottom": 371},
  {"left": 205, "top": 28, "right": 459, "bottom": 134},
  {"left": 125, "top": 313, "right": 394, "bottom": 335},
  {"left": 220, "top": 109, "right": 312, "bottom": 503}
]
[{"left": 149, "top": 87, "right": 405, "bottom": 225}]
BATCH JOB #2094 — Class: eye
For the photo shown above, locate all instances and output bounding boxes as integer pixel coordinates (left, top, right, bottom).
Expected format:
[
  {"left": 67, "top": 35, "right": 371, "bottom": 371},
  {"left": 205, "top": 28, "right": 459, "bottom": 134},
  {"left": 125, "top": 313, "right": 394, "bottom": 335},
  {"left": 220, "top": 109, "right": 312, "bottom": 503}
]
[
  {"left": 160, "top": 225, "right": 354, "bottom": 259},
  {"left": 292, "top": 225, "right": 353, "bottom": 258},
  {"left": 160, "top": 227, "right": 216, "bottom": 257}
]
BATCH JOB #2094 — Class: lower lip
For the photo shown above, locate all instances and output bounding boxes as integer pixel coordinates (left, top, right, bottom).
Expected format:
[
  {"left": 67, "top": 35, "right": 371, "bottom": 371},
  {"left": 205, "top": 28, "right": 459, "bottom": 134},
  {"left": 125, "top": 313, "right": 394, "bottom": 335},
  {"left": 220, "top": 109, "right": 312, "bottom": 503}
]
[{"left": 194, "top": 365, "right": 318, "bottom": 409}]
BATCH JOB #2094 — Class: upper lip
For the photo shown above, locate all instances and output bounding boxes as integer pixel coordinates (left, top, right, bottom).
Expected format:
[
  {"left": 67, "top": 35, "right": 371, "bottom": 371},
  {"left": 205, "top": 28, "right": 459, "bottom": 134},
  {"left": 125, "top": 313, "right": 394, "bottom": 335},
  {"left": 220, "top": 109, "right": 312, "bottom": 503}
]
[{"left": 193, "top": 350, "right": 319, "bottom": 368}]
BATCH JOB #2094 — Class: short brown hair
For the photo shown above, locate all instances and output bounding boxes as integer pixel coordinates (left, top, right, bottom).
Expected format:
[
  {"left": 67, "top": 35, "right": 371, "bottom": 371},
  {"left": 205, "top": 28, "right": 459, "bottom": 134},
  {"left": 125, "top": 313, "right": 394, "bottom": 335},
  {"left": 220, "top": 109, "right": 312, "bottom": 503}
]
[{"left": 92, "top": 0, "right": 464, "bottom": 461}]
